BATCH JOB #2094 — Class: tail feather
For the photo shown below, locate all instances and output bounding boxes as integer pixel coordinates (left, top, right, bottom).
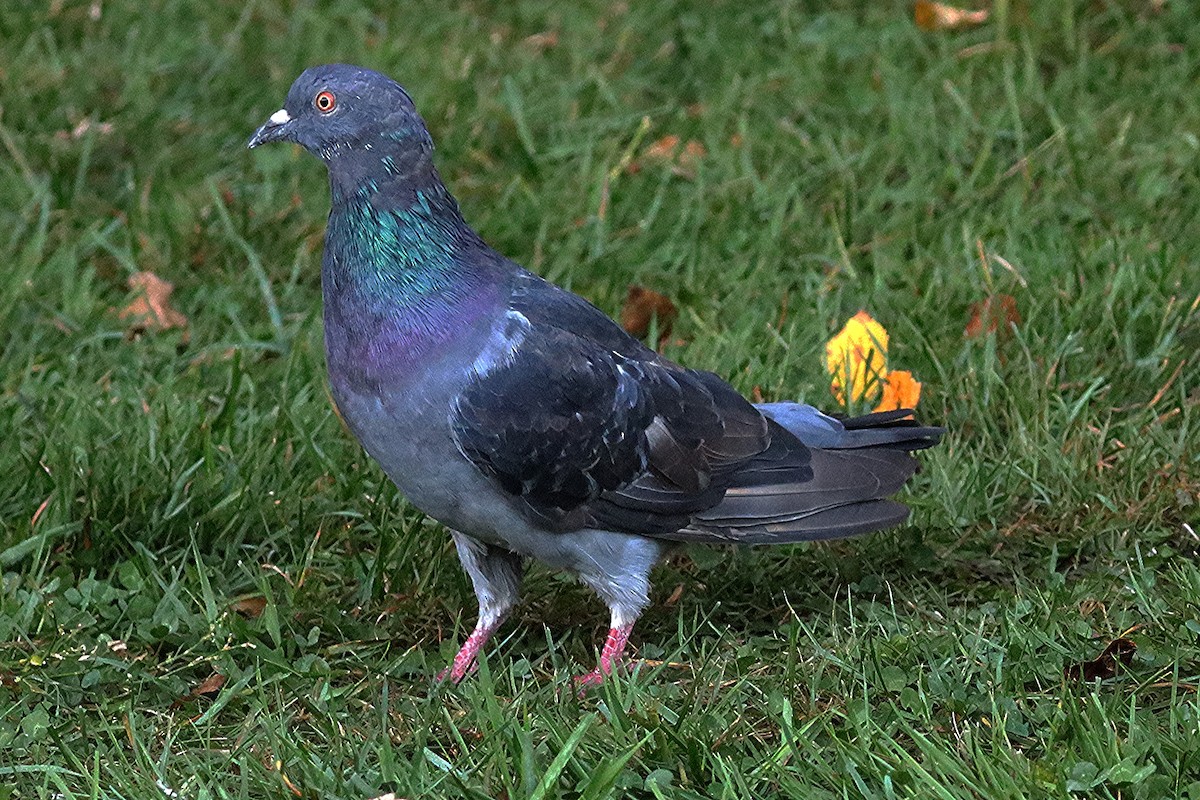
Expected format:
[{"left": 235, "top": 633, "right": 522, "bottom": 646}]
[
  {"left": 656, "top": 405, "right": 942, "bottom": 545},
  {"left": 756, "top": 403, "right": 943, "bottom": 451},
  {"left": 672, "top": 500, "right": 911, "bottom": 544}
]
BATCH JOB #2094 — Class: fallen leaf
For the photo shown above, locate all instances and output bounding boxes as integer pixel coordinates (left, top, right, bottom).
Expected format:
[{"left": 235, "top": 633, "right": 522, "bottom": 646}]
[
  {"left": 965, "top": 293, "right": 1020, "bottom": 339},
  {"left": 171, "top": 670, "right": 226, "bottom": 708},
  {"left": 1065, "top": 638, "right": 1136, "bottom": 681},
  {"left": 522, "top": 30, "right": 558, "bottom": 52},
  {"left": 641, "top": 135, "right": 681, "bottom": 164},
  {"left": 620, "top": 285, "right": 677, "bottom": 346},
  {"left": 664, "top": 584, "right": 685, "bottom": 607},
  {"left": 626, "top": 135, "right": 705, "bottom": 178},
  {"left": 192, "top": 671, "right": 227, "bottom": 696},
  {"left": 230, "top": 595, "right": 267, "bottom": 618},
  {"left": 825, "top": 311, "right": 889, "bottom": 404},
  {"left": 914, "top": 1, "right": 989, "bottom": 31},
  {"left": 118, "top": 271, "right": 188, "bottom": 337},
  {"left": 875, "top": 370, "right": 922, "bottom": 412}
]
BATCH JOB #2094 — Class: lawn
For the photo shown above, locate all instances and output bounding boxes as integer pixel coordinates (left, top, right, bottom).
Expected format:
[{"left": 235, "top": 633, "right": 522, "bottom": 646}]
[{"left": 2, "top": 0, "right": 1199, "bottom": 797}]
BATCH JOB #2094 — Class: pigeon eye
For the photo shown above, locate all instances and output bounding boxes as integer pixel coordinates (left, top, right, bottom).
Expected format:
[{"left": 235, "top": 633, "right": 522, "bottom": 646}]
[{"left": 314, "top": 91, "right": 337, "bottom": 113}]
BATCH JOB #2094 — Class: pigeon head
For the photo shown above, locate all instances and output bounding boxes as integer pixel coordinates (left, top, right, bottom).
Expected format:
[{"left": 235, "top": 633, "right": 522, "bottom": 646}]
[{"left": 248, "top": 64, "right": 433, "bottom": 172}]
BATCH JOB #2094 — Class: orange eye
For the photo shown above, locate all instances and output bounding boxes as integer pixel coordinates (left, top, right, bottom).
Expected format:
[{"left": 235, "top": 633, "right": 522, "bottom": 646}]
[{"left": 314, "top": 90, "right": 336, "bottom": 113}]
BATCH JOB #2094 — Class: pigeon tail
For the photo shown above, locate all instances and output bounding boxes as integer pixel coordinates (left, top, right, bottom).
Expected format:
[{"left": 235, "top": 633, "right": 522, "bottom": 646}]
[
  {"left": 661, "top": 409, "right": 942, "bottom": 545},
  {"left": 757, "top": 403, "right": 944, "bottom": 451}
]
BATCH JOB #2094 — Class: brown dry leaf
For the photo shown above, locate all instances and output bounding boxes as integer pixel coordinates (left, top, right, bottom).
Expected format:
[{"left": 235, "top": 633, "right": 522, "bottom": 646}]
[
  {"left": 230, "top": 595, "right": 267, "bottom": 618},
  {"left": 522, "top": 30, "right": 559, "bottom": 52},
  {"left": 641, "top": 135, "right": 680, "bottom": 164},
  {"left": 1065, "top": 637, "right": 1136, "bottom": 681},
  {"left": 171, "top": 670, "right": 226, "bottom": 708},
  {"left": 192, "top": 671, "right": 227, "bottom": 696},
  {"left": 626, "top": 135, "right": 705, "bottom": 178},
  {"left": 664, "top": 584, "right": 685, "bottom": 607},
  {"left": 620, "top": 285, "right": 677, "bottom": 346},
  {"left": 118, "top": 271, "right": 188, "bottom": 336},
  {"left": 875, "top": 370, "right": 922, "bottom": 412},
  {"left": 914, "top": 1, "right": 989, "bottom": 31},
  {"left": 965, "top": 293, "right": 1020, "bottom": 338}
]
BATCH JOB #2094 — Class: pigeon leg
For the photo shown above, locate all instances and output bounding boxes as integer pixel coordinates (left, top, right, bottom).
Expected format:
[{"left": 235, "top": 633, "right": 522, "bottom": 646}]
[
  {"left": 438, "top": 531, "right": 523, "bottom": 683},
  {"left": 573, "top": 535, "right": 662, "bottom": 690},
  {"left": 573, "top": 618, "right": 636, "bottom": 690}
]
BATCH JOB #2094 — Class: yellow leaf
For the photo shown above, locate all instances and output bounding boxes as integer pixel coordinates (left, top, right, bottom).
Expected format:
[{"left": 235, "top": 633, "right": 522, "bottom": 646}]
[
  {"left": 914, "top": 1, "right": 989, "bottom": 32},
  {"left": 875, "top": 370, "right": 922, "bottom": 412},
  {"left": 825, "top": 311, "right": 889, "bottom": 404}
]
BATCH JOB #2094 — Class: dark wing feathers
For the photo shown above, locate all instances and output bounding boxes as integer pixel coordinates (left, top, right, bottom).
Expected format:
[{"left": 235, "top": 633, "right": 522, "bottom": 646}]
[
  {"left": 452, "top": 271, "right": 937, "bottom": 542},
  {"left": 452, "top": 328, "right": 654, "bottom": 526}
]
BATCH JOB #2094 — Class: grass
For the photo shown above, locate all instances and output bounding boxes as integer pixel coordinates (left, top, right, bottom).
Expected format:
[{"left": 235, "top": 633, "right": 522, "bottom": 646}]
[{"left": 2, "top": 0, "right": 1199, "bottom": 797}]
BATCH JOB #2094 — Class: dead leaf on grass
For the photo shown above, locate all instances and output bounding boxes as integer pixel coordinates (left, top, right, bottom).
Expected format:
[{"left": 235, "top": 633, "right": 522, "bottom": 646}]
[
  {"left": 914, "top": 1, "right": 989, "bottom": 31},
  {"left": 1065, "top": 637, "right": 1136, "bottom": 681},
  {"left": 965, "top": 294, "right": 1020, "bottom": 339},
  {"left": 118, "top": 271, "right": 188, "bottom": 337},
  {"left": 522, "top": 30, "right": 559, "bottom": 52},
  {"left": 620, "top": 285, "right": 677, "bottom": 347},
  {"left": 825, "top": 311, "right": 889, "bottom": 405},
  {"left": 875, "top": 370, "right": 922, "bottom": 412},
  {"left": 171, "top": 670, "right": 226, "bottom": 708},
  {"left": 230, "top": 595, "right": 267, "bottom": 618},
  {"left": 626, "top": 135, "right": 706, "bottom": 178}
]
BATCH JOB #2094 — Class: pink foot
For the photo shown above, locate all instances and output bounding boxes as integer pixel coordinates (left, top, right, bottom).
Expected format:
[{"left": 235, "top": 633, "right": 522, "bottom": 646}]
[
  {"left": 573, "top": 623, "right": 634, "bottom": 694},
  {"left": 437, "top": 623, "right": 496, "bottom": 684}
]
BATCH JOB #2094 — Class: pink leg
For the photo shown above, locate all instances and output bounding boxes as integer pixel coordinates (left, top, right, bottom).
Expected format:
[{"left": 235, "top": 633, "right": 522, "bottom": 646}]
[
  {"left": 437, "top": 622, "right": 498, "bottom": 684},
  {"left": 574, "top": 623, "right": 635, "bottom": 691}
]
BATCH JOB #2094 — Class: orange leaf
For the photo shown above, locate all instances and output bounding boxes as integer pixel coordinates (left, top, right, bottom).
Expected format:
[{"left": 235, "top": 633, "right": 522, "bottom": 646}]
[
  {"left": 875, "top": 370, "right": 922, "bottom": 412},
  {"left": 914, "top": 1, "right": 989, "bottom": 31},
  {"left": 627, "top": 135, "right": 705, "bottom": 179},
  {"left": 118, "top": 271, "right": 188, "bottom": 336},
  {"left": 825, "top": 311, "right": 889, "bottom": 404},
  {"left": 620, "top": 285, "right": 677, "bottom": 347},
  {"left": 965, "top": 294, "right": 1020, "bottom": 339},
  {"left": 641, "top": 135, "right": 681, "bottom": 163}
]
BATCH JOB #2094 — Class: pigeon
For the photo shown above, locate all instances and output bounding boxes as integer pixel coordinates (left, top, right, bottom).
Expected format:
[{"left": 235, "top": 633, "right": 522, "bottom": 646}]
[{"left": 249, "top": 64, "right": 943, "bottom": 688}]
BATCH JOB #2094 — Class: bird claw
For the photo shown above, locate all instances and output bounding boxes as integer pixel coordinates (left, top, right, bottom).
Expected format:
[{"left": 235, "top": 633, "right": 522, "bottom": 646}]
[
  {"left": 573, "top": 669, "right": 606, "bottom": 695},
  {"left": 437, "top": 624, "right": 496, "bottom": 685}
]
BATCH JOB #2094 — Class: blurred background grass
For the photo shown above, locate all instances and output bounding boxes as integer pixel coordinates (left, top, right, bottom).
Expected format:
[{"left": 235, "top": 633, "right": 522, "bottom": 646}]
[{"left": 1, "top": 1, "right": 1198, "bottom": 798}]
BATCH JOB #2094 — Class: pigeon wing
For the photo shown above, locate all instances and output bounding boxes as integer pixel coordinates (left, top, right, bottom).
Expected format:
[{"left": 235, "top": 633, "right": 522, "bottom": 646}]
[{"left": 451, "top": 273, "right": 774, "bottom": 534}]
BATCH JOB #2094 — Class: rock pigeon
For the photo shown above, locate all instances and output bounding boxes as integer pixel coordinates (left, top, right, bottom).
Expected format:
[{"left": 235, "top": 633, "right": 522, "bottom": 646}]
[{"left": 249, "top": 64, "right": 943, "bottom": 688}]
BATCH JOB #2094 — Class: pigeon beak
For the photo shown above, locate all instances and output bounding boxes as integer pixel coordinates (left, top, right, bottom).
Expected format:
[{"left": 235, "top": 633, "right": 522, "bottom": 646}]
[{"left": 247, "top": 108, "right": 294, "bottom": 149}]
